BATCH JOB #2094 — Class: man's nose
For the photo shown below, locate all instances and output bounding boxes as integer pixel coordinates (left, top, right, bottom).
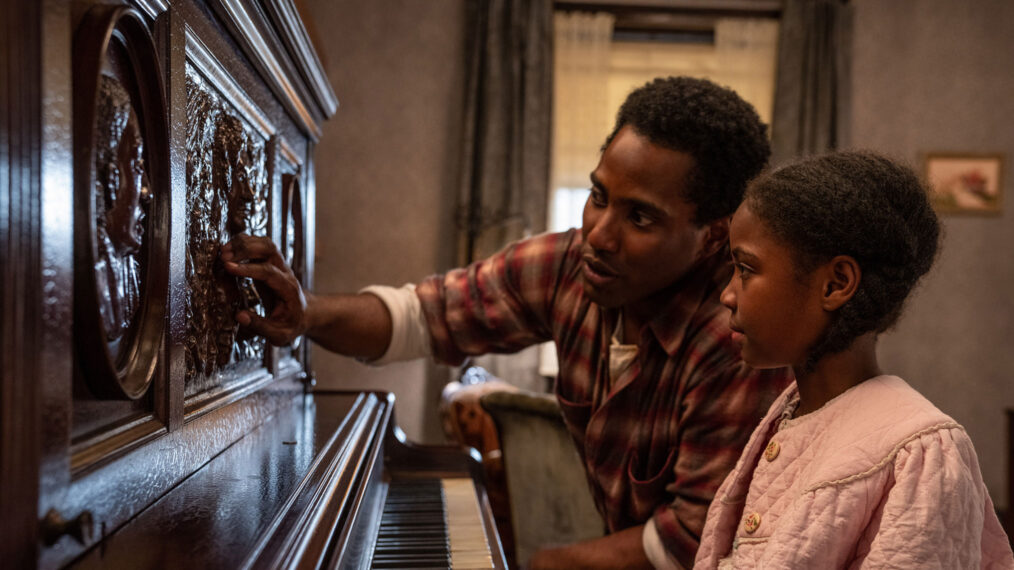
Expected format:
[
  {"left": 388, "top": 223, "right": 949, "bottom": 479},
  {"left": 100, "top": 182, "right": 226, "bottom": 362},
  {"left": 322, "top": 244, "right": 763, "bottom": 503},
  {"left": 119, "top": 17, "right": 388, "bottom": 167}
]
[{"left": 585, "top": 209, "right": 619, "bottom": 252}]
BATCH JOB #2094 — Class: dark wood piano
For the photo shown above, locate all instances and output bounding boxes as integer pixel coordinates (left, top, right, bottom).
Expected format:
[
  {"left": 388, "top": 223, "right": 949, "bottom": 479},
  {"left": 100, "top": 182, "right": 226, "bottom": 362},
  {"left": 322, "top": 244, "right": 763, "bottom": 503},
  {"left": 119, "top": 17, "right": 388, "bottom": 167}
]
[{"left": 0, "top": 1, "right": 506, "bottom": 568}]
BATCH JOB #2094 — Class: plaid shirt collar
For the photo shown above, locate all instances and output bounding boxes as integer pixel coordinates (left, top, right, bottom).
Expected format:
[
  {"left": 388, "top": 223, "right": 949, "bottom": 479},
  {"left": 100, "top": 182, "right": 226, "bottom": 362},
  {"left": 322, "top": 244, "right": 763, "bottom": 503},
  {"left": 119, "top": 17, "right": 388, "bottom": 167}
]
[{"left": 645, "top": 247, "right": 732, "bottom": 356}]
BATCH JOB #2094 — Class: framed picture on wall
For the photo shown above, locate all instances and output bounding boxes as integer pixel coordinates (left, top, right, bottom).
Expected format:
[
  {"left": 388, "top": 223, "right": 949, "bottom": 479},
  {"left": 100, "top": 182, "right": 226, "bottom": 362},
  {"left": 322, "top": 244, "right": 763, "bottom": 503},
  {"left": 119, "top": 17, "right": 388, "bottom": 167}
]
[{"left": 924, "top": 153, "right": 1004, "bottom": 214}]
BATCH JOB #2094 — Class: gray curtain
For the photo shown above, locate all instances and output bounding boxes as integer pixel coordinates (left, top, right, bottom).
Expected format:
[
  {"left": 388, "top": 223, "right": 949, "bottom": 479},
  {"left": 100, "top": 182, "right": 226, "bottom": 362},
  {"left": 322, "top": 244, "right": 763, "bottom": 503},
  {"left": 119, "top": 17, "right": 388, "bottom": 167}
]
[
  {"left": 770, "top": 0, "right": 854, "bottom": 166},
  {"left": 457, "top": 0, "right": 553, "bottom": 264}
]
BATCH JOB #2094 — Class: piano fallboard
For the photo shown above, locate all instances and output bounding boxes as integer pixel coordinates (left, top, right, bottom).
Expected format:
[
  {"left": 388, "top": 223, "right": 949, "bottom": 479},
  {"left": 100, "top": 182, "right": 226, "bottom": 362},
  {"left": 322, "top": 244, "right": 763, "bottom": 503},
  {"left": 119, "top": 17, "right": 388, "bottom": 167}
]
[{"left": 67, "top": 390, "right": 507, "bottom": 569}]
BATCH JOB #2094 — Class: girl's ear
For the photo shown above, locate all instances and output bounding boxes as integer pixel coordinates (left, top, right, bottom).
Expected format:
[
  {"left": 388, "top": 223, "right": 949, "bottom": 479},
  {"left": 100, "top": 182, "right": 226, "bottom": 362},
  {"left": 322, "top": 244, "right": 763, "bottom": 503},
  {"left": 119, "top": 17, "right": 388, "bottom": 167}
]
[
  {"left": 821, "top": 255, "right": 861, "bottom": 311},
  {"left": 699, "top": 216, "right": 730, "bottom": 259}
]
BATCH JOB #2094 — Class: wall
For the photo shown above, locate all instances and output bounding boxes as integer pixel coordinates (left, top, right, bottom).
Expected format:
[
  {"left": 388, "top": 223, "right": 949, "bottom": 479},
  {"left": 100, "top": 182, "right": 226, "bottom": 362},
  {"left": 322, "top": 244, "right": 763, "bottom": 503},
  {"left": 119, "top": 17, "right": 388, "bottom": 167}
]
[
  {"left": 849, "top": 0, "right": 1014, "bottom": 510},
  {"left": 293, "top": 0, "right": 1014, "bottom": 502},
  {"left": 297, "top": 0, "right": 466, "bottom": 443}
]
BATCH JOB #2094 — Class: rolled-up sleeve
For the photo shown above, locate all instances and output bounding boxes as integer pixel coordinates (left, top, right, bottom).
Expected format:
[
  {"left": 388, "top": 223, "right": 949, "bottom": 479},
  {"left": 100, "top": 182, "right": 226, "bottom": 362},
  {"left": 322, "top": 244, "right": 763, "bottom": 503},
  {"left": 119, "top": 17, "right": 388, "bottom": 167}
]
[
  {"left": 358, "top": 283, "right": 432, "bottom": 365},
  {"left": 415, "top": 231, "right": 576, "bottom": 365}
]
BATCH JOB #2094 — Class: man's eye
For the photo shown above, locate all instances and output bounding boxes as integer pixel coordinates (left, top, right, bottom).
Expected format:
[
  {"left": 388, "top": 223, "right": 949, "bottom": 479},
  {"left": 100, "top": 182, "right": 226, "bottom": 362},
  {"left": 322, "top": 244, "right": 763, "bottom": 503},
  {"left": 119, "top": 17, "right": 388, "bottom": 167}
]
[
  {"left": 630, "top": 211, "right": 653, "bottom": 228},
  {"left": 589, "top": 189, "right": 606, "bottom": 206}
]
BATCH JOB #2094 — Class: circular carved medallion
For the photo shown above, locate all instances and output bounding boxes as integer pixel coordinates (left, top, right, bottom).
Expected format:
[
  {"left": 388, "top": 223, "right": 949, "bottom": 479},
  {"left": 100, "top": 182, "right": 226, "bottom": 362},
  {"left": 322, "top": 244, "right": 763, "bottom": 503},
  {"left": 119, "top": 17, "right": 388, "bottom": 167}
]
[{"left": 73, "top": 6, "right": 169, "bottom": 399}]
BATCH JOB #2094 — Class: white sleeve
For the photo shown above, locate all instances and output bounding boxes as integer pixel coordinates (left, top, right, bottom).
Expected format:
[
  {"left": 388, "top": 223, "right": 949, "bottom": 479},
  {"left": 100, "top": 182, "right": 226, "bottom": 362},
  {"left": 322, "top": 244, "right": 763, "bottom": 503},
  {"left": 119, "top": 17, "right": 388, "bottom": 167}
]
[
  {"left": 358, "top": 284, "right": 433, "bottom": 365},
  {"left": 643, "top": 517, "right": 686, "bottom": 570}
]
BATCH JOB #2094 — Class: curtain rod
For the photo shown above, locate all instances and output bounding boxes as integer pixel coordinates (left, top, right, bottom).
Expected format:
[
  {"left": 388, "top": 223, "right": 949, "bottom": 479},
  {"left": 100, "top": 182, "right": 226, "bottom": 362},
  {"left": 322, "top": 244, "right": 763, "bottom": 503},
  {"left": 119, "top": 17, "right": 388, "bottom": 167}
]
[
  {"left": 555, "top": 1, "right": 782, "bottom": 35},
  {"left": 554, "top": 0, "right": 783, "bottom": 17}
]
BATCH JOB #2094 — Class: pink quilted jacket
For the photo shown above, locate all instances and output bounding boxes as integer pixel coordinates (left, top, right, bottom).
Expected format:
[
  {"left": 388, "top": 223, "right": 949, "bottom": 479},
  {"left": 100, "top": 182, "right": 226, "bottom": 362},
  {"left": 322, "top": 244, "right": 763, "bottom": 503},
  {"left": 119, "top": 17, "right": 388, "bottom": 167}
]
[{"left": 694, "top": 375, "right": 1014, "bottom": 569}]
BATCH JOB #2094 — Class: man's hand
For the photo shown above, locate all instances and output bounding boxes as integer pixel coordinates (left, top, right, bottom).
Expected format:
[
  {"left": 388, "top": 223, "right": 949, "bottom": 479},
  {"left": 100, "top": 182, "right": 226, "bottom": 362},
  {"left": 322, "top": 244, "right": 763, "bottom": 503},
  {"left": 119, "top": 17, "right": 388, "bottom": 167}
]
[
  {"left": 221, "top": 234, "right": 394, "bottom": 358},
  {"left": 222, "top": 234, "right": 308, "bottom": 346}
]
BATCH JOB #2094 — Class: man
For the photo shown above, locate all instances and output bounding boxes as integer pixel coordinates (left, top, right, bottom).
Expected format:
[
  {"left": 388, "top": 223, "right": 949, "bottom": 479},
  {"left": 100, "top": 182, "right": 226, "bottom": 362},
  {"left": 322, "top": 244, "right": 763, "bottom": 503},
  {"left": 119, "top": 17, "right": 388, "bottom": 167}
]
[{"left": 222, "top": 77, "right": 793, "bottom": 569}]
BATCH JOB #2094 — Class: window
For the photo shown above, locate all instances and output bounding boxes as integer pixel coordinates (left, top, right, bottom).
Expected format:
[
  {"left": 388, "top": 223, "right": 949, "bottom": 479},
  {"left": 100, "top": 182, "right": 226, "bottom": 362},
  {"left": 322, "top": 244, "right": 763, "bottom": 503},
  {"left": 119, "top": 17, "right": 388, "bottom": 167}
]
[{"left": 542, "top": 13, "right": 779, "bottom": 378}]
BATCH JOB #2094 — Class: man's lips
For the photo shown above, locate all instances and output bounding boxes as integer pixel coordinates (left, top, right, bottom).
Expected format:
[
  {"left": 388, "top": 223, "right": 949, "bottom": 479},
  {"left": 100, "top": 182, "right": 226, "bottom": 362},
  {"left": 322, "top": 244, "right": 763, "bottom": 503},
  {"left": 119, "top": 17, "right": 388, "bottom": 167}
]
[
  {"left": 582, "top": 255, "right": 619, "bottom": 286},
  {"left": 728, "top": 319, "right": 745, "bottom": 343}
]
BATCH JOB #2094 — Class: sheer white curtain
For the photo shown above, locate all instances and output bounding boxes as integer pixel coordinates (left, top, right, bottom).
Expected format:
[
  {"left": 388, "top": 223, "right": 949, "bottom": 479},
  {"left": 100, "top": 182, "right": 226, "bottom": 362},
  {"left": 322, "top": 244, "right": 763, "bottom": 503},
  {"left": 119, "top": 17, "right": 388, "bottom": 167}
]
[
  {"left": 529, "top": 12, "right": 616, "bottom": 379},
  {"left": 550, "top": 11, "right": 615, "bottom": 232},
  {"left": 714, "top": 18, "right": 780, "bottom": 127}
]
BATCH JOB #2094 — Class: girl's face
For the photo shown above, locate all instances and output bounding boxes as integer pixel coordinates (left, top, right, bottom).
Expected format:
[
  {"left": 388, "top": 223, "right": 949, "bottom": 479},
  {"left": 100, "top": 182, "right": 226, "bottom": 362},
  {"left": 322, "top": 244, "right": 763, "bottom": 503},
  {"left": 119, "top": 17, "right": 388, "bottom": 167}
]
[{"left": 720, "top": 203, "right": 831, "bottom": 369}]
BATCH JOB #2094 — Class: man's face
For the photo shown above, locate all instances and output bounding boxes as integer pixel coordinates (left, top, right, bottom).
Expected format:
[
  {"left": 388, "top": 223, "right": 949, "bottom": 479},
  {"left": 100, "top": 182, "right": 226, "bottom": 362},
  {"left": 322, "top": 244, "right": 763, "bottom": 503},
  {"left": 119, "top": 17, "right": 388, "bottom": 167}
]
[{"left": 580, "top": 126, "right": 714, "bottom": 316}]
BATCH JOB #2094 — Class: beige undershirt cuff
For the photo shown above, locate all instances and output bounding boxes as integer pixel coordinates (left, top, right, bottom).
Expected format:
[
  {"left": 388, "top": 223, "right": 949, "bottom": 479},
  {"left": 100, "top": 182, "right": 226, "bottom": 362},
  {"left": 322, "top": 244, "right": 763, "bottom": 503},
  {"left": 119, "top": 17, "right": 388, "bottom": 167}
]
[
  {"left": 358, "top": 284, "right": 432, "bottom": 365},
  {"left": 643, "top": 517, "right": 686, "bottom": 570}
]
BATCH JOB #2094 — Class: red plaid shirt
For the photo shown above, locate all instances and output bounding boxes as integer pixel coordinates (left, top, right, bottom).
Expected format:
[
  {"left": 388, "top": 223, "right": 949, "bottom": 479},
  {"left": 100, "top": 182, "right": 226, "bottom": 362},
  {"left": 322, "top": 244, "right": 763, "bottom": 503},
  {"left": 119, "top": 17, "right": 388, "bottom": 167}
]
[{"left": 416, "top": 229, "right": 792, "bottom": 566}]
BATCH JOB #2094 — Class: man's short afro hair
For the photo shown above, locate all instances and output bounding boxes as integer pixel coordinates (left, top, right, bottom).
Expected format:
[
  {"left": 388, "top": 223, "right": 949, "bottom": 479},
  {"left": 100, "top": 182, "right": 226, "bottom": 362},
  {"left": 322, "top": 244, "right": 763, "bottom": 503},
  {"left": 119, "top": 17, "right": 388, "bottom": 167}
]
[{"left": 603, "top": 76, "right": 771, "bottom": 224}]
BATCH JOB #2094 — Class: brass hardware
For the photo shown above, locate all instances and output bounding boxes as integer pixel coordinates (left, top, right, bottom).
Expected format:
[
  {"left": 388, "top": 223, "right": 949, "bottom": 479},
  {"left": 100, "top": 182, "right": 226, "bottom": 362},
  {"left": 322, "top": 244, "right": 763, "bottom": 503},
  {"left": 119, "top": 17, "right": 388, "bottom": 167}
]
[{"left": 40, "top": 508, "right": 94, "bottom": 546}]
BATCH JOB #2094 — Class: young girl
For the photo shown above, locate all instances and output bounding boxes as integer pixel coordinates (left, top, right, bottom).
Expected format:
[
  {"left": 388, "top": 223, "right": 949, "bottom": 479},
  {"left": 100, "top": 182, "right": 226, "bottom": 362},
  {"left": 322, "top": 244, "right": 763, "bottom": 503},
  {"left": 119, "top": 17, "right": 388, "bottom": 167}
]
[{"left": 694, "top": 151, "right": 1014, "bottom": 568}]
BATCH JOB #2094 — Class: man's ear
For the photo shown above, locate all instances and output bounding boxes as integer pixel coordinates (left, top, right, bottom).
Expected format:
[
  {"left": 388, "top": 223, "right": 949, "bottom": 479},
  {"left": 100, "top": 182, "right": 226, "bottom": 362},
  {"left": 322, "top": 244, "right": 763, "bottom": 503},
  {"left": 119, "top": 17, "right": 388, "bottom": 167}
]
[
  {"left": 821, "top": 255, "right": 861, "bottom": 311},
  {"left": 699, "top": 217, "right": 730, "bottom": 259}
]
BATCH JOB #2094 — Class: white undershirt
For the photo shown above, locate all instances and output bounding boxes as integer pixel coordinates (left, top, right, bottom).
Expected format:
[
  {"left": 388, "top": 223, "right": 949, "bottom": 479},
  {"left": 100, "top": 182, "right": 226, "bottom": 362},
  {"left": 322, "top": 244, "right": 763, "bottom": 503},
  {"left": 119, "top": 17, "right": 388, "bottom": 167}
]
[{"left": 611, "top": 317, "right": 681, "bottom": 570}]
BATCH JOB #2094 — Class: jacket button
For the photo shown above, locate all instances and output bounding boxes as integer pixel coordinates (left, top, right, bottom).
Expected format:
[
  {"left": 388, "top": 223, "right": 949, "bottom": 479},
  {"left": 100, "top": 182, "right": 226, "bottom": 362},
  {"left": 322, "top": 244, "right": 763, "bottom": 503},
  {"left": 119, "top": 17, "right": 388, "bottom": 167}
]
[
  {"left": 764, "top": 440, "right": 780, "bottom": 461},
  {"left": 744, "top": 512, "right": 761, "bottom": 533}
]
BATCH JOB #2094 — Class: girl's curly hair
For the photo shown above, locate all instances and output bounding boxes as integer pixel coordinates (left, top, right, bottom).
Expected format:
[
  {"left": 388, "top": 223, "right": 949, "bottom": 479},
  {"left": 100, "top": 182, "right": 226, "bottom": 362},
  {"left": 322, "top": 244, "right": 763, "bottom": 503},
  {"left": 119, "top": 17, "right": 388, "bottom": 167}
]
[{"left": 745, "top": 151, "right": 941, "bottom": 369}]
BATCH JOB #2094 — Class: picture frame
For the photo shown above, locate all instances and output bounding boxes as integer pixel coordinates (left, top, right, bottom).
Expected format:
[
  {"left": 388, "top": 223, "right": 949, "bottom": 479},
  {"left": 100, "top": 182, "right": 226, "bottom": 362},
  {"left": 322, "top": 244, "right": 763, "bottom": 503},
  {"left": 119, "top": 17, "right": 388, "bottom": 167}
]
[{"left": 924, "top": 153, "right": 1004, "bottom": 214}]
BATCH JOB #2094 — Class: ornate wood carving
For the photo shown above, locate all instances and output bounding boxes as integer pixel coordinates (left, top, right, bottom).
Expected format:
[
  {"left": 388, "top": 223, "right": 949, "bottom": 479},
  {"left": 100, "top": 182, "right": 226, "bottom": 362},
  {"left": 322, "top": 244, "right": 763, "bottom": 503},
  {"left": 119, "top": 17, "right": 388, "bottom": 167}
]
[
  {"left": 184, "top": 69, "right": 271, "bottom": 395},
  {"left": 9, "top": 0, "right": 338, "bottom": 566},
  {"left": 281, "top": 173, "right": 305, "bottom": 299},
  {"left": 73, "top": 5, "right": 170, "bottom": 400},
  {"left": 281, "top": 170, "right": 306, "bottom": 359}
]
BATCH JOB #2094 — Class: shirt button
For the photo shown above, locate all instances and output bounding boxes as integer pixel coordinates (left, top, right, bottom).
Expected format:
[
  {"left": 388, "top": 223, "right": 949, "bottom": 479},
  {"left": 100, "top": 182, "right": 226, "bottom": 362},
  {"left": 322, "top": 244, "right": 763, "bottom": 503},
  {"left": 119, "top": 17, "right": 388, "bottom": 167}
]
[
  {"left": 744, "top": 512, "right": 762, "bottom": 533},
  {"left": 764, "top": 440, "right": 780, "bottom": 461}
]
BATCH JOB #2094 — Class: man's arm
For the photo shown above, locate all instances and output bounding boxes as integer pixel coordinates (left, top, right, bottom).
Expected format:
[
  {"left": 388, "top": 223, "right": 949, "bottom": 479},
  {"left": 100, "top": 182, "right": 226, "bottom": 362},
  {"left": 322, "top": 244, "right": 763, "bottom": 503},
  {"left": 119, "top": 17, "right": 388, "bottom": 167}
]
[
  {"left": 221, "top": 234, "right": 393, "bottom": 358},
  {"left": 527, "top": 525, "right": 653, "bottom": 570}
]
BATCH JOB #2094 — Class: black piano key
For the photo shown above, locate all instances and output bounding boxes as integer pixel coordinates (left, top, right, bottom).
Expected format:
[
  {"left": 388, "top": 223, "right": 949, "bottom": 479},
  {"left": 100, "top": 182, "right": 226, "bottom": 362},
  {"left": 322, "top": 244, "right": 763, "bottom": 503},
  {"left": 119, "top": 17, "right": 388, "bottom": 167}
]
[
  {"left": 374, "top": 535, "right": 447, "bottom": 544},
  {"left": 371, "top": 478, "right": 450, "bottom": 569}
]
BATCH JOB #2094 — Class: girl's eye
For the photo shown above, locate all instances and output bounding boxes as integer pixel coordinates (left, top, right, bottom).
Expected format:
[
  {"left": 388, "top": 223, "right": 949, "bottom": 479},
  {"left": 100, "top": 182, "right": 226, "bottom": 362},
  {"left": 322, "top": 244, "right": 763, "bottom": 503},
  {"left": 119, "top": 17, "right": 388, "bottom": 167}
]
[{"left": 735, "top": 262, "right": 753, "bottom": 280}]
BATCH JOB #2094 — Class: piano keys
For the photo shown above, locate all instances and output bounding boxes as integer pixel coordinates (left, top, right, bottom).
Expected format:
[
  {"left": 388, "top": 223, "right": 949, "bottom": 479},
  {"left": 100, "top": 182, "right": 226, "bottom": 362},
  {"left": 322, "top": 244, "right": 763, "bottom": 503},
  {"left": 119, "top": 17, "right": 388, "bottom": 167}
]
[{"left": 372, "top": 478, "right": 497, "bottom": 569}]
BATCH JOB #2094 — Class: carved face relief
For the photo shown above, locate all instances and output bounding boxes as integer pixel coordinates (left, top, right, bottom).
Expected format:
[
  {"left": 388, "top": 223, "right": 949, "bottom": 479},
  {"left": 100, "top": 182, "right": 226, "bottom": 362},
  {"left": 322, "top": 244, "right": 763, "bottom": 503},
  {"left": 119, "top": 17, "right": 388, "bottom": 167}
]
[
  {"left": 227, "top": 147, "right": 257, "bottom": 235},
  {"left": 106, "top": 114, "right": 150, "bottom": 254},
  {"left": 94, "top": 74, "right": 150, "bottom": 343},
  {"left": 184, "top": 70, "right": 269, "bottom": 390},
  {"left": 73, "top": 5, "right": 170, "bottom": 401}
]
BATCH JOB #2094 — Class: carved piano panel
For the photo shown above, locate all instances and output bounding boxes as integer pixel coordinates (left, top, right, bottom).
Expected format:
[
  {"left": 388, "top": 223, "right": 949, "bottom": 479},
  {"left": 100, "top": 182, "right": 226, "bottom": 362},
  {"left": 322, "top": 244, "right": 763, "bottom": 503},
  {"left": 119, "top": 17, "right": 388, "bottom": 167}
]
[
  {"left": 69, "top": 2, "right": 170, "bottom": 476},
  {"left": 277, "top": 149, "right": 307, "bottom": 374},
  {"left": 183, "top": 62, "right": 271, "bottom": 396},
  {"left": 2, "top": 1, "right": 506, "bottom": 568},
  {"left": 3, "top": 1, "right": 335, "bottom": 567}
]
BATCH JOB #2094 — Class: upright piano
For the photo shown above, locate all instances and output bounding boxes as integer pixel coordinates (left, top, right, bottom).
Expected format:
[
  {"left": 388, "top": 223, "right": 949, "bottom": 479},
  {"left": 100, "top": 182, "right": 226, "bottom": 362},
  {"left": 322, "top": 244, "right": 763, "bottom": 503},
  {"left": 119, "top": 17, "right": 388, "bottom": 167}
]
[{"left": 0, "top": 1, "right": 506, "bottom": 568}]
